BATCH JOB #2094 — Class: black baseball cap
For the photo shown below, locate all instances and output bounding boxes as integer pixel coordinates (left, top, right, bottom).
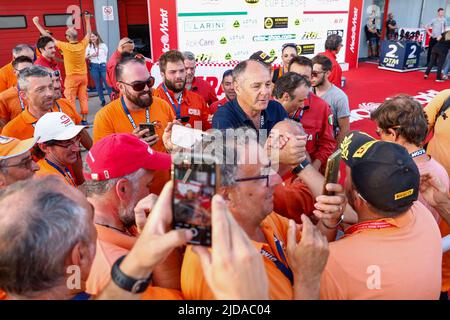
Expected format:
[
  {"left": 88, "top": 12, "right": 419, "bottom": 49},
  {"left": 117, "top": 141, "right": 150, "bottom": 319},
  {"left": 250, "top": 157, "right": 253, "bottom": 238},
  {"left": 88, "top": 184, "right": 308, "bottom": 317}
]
[
  {"left": 249, "top": 51, "right": 277, "bottom": 65},
  {"left": 340, "top": 131, "right": 419, "bottom": 213}
]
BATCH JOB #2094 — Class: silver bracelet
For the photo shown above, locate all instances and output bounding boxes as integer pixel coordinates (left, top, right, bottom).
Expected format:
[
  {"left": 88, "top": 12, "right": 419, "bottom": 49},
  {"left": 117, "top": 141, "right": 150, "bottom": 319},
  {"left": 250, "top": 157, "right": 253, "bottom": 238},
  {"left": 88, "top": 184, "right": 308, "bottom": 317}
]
[{"left": 321, "top": 214, "right": 344, "bottom": 229}]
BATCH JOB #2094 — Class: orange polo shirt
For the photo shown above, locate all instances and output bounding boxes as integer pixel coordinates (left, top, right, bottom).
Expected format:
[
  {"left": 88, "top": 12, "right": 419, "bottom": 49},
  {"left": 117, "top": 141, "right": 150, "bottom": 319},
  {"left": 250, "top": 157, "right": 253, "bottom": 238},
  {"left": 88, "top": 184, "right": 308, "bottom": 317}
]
[
  {"left": 320, "top": 201, "right": 442, "bottom": 300},
  {"left": 153, "top": 85, "right": 211, "bottom": 130},
  {"left": 86, "top": 224, "right": 183, "bottom": 300},
  {"left": 0, "top": 62, "right": 16, "bottom": 93},
  {"left": 181, "top": 212, "right": 298, "bottom": 300},
  {"left": 56, "top": 38, "right": 89, "bottom": 76},
  {"left": 35, "top": 158, "right": 77, "bottom": 187},
  {"left": 1, "top": 100, "right": 82, "bottom": 140},
  {"left": 93, "top": 96, "right": 174, "bottom": 194},
  {"left": 0, "top": 86, "right": 25, "bottom": 126}
]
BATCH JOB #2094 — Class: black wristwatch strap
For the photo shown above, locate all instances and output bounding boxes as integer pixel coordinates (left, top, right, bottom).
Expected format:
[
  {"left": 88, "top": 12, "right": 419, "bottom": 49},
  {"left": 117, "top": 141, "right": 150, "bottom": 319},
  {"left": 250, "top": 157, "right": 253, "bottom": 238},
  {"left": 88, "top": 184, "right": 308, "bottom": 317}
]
[
  {"left": 111, "top": 255, "right": 152, "bottom": 294},
  {"left": 292, "top": 159, "right": 311, "bottom": 175}
]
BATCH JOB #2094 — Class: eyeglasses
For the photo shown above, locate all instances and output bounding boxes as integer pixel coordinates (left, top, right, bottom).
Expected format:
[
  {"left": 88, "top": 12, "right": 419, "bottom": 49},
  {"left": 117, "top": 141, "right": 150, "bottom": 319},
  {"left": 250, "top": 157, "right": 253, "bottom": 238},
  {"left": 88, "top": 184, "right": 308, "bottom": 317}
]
[
  {"left": 119, "top": 76, "right": 155, "bottom": 92},
  {"left": 235, "top": 162, "right": 272, "bottom": 187},
  {"left": 0, "top": 156, "right": 35, "bottom": 170},
  {"left": 50, "top": 135, "right": 81, "bottom": 148},
  {"left": 311, "top": 70, "right": 326, "bottom": 77}
]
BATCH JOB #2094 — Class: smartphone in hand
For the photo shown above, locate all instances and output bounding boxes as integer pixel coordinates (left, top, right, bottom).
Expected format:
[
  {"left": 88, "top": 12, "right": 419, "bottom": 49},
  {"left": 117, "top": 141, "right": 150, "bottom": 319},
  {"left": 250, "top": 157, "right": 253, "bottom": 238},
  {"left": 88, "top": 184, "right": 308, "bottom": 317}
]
[
  {"left": 322, "top": 149, "right": 342, "bottom": 196},
  {"left": 139, "top": 122, "right": 156, "bottom": 138},
  {"left": 172, "top": 153, "right": 219, "bottom": 246}
]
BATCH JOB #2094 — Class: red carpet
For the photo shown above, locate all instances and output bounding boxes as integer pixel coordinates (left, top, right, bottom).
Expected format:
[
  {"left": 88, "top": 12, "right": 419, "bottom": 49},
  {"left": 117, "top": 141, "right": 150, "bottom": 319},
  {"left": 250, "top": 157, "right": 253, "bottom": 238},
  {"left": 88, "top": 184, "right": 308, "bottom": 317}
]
[{"left": 342, "top": 62, "right": 449, "bottom": 137}]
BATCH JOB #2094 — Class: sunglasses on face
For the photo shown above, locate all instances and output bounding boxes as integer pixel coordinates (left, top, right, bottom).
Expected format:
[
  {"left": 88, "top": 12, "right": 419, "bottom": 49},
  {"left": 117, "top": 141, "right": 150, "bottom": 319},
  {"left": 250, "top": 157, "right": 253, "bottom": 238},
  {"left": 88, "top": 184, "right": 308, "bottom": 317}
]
[
  {"left": 119, "top": 76, "right": 155, "bottom": 92},
  {"left": 51, "top": 135, "right": 81, "bottom": 148},
  {"left": 49, "top": 70, "right": 61, "bottom": 78}
]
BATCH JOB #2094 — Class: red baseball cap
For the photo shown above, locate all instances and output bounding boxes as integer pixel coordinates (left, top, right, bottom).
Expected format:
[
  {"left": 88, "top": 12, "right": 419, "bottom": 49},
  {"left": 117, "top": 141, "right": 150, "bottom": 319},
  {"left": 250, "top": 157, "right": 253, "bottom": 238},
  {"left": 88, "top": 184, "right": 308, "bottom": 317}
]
[{"left": 84, "top": 133, "right": 171, "bottom": 181}]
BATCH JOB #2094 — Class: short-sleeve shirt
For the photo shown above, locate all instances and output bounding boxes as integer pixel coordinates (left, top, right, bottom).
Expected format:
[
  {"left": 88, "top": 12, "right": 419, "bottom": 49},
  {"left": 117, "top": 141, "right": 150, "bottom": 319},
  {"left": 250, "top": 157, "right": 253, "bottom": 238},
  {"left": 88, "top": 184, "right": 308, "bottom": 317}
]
[
  {"left": 318, "top": 85, "right": 350, "bottom": 135},
  {"left": 93, "top": 96, "right": 175, "bottom": 194},
  {"left": 427, "top": 17, "right": 447, "bottom": 38},
  {"left": 424, "top": 89, "right": 450, "bottom": 176},
  {"left": 56, "top": 38, "right": 89, "bottom": 75},
  {"left": 212, "top": 99, "right": 288, "bottom": 135},
  {"left": 181, "top": 212, "right": 298, "bottom": 300},
  {"left": 2, "top": 100, "right": 82, "bottom": 140},
  {"left": 0, "top": 86, "right": 25, "bottom": 125},
  {"left": 0, "top": 62, "right": 16, "bottom": 93},
  {"left": 320, "top": 201, "right": 442, "bottom": 300}
]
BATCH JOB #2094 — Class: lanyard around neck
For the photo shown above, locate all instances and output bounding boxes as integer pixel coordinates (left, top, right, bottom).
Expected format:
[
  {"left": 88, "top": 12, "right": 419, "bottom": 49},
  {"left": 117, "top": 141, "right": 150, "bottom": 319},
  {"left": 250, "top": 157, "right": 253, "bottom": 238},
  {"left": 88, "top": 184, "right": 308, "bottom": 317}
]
[
  {"left": 45, "top": 158, "right": 76, "bottom": 186},
  {"left": 260, "top": 234, "right": 293, "bottom": 285},
  {"left": 120, "top": 96, "right": 150, "bottom": 129},
  {"left": 410, "top": 148, "right": 426, "bottom": 158},
  {"left": 162, "top": 84, "right": 182, "bottom": 119}
]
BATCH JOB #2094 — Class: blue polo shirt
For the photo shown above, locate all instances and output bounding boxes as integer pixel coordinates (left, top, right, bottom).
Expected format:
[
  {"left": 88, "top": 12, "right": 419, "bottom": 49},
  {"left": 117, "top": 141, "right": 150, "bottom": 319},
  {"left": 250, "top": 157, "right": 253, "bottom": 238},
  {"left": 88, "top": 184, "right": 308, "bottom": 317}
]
[{"left": 212, "top": 99, "right": 288, "bottom": 133}]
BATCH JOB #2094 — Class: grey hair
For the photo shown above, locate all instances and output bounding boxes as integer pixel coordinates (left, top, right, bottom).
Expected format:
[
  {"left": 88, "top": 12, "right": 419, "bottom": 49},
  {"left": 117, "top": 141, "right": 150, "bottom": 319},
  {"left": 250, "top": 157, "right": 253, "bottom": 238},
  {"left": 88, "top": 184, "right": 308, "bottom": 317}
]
[
  {"left": 182, "top": 51, "right": 196, "bottom": 61},
  {"left": 18, "top": 65, "right": 50, "bottom": 92},
  {"left": 0, "top": 176, "right": 91, "bottom": 297},
  {"left": 12, "top": 44, "right": 34, "bottom": 58},
  {"left": 197, "top": 128, "right": 259, "bottom": 187},
  {"left": 82, "top": 164, "right": 146, "bottom": 197}
]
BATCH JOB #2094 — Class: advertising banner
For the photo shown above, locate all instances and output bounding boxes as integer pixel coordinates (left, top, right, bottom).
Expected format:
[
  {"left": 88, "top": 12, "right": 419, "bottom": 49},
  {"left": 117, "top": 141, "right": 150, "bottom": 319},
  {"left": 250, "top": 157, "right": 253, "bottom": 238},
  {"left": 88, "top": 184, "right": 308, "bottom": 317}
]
[
  {"left": 176, "top": 0, "right": 350, "bottom": 64},
  {"left": 148, "top": 0, "right": 179, "bottom": 61},
  {"left": 345, "top": 0, "right": 363, "bottom": 68}
]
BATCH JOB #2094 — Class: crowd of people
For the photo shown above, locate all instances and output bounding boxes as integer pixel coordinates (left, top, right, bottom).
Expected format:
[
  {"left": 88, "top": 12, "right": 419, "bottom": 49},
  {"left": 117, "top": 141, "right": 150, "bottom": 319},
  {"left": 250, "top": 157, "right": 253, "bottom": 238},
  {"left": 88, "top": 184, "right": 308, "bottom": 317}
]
[{"left": 0, "top": 10, "right": 449, "bottom": 301}]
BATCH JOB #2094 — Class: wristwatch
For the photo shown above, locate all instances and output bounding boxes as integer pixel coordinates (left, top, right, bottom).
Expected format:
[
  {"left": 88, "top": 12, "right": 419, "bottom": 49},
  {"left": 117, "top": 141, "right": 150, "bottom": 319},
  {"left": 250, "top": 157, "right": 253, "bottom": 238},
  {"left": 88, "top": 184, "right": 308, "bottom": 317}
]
[
  {"left": 111, "top": 255, "right": 152, "bottom": 294},
  {"left": 292, "top": 159, "right": 311, "bottom": 175}
]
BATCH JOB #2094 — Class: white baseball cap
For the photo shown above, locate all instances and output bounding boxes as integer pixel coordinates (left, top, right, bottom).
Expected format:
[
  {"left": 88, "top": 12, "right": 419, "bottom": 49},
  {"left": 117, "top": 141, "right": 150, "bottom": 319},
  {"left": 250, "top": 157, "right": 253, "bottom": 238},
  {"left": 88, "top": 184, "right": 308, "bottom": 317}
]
[{"left": 34, "top": 112, "right": 85, "bottom": 143}]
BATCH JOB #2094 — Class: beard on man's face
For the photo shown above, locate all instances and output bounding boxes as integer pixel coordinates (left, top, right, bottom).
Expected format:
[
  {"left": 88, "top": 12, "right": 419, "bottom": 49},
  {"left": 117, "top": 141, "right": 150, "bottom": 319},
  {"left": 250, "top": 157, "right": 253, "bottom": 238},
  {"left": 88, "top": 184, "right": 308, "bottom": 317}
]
[
  {"left": 124, "top": 86, "right": 153, "bottom": 108},
  {"left": 164, "top": 78, "right": 185, "bottom": 93}
]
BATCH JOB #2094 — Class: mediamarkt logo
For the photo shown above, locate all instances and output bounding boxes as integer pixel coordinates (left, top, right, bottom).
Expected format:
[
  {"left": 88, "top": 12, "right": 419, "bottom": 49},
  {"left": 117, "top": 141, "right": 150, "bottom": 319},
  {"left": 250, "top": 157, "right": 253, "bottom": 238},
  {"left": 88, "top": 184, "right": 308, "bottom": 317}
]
[
  {"left": 349, "top": 7, "right": 358, "bottom": 54},
  {"left": 160, "top": 8, "right": 170, "bottom": 53}
]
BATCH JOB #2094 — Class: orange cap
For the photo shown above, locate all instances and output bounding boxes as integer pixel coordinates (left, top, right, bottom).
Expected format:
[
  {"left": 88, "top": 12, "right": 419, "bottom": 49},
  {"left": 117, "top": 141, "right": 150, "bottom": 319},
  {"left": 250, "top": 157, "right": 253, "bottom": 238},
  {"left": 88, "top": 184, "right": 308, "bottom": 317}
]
[{"left": 0, "top": 136, "right": 37, "bottom": 160}]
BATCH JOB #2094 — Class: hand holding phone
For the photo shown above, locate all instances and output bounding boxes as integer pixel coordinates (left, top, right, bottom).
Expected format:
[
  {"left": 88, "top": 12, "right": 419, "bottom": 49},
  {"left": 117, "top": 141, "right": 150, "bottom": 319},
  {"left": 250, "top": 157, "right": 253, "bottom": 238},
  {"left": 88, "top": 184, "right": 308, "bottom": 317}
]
[
  {"left": 139, "top": 122, "right": 156, "bottom": 138},
  {"left": 172, "top": 153, "right": 219, "bottom": 246},
  {"left": 322, "top": 149, "right": 342, "bottom": 196}
]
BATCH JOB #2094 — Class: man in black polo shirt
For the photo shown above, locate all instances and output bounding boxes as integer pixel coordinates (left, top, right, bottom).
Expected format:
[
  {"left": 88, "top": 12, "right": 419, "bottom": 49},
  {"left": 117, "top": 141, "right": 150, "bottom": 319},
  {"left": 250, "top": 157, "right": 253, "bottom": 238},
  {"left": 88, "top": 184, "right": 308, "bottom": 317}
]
[{"left": 212, "top": 59, "right": 287, "bottom": 134}]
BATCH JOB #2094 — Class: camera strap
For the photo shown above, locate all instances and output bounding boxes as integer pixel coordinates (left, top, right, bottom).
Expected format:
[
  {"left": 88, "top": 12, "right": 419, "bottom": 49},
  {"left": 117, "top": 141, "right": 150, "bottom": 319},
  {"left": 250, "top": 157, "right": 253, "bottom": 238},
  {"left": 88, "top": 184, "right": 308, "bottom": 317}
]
[
  {"left": 121, "top": 96, "right": 150, "bottom": 129},
  {"left": 260, "top": 235, "right": 294, "bottom": 285}
]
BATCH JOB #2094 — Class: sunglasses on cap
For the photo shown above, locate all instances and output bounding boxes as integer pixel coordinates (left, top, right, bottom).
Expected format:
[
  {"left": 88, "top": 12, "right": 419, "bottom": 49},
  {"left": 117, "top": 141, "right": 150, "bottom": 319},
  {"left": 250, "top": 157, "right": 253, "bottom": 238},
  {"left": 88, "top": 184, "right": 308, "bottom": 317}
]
[{"left": 119, "top": 76, "right": 155, "bottom": 91}]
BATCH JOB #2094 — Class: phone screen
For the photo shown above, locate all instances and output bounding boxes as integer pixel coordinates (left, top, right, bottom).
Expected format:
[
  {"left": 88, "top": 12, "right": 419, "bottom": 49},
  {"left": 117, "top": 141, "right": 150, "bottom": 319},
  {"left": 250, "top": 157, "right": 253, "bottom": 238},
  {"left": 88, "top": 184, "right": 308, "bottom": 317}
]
[
  {"left": 172, "top": 154, "right": 217, "bottom": 246},
  {"left": 322, "top": 149, "right": 342, "bottom": 196},
  {"left": 139, "top": 123, "right": 155, "bottom": 137}
]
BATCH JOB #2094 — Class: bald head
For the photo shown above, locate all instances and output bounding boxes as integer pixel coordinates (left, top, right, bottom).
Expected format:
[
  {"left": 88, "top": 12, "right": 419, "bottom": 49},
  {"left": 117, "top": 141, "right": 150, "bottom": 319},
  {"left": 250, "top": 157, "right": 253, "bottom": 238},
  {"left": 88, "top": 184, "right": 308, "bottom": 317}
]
[
  {"left": 118, "top": 37, "right": 134, "bottom": 54},
  {"left": 12, "top": 44, "right": 34, "bottom": 61},
  {"left": 65, "top": 27, "right": 78, "bottom": 41},
  {"left": 272, "top": 119, "right": 306, "bottom": 136}
]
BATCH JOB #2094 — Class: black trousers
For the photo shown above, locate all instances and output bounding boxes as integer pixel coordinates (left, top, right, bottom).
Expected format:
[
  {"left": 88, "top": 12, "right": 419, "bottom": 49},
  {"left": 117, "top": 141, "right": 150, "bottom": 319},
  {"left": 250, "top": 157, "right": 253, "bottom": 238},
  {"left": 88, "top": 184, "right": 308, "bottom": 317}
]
[
  {"left": 427, "top": 37, "right": 438, "bottom": 64},
  {"left": 425, "top": 51, "right": 446, "bottom": 80}
]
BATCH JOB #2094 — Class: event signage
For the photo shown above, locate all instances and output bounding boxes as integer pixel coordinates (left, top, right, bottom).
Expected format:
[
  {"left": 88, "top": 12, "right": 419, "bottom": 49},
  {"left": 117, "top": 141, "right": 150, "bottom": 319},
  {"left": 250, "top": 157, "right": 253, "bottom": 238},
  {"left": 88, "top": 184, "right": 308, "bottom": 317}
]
[{"left": 378, "top": 40, "right": 421, "bottom": 72}]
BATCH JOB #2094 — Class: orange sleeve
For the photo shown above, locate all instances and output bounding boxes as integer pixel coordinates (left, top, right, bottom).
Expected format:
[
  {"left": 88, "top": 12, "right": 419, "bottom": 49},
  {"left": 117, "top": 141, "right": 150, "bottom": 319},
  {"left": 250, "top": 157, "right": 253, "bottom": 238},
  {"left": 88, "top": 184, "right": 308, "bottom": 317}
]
[
  {"left": 141, "top": 287, "right": 184, "bottom": 300},
  {"left": 273, "top": 180, "right": 315, "bottom": 224},
  {"left": 0, "top": 66, "right": 11, "bottom": 93},
  {"left": 0, "top": 94, "right": 10, "bottom": 122},
  {"left": 93, "top": 107, "right": 115, "bottom": 143}
]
